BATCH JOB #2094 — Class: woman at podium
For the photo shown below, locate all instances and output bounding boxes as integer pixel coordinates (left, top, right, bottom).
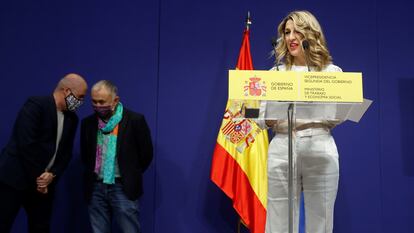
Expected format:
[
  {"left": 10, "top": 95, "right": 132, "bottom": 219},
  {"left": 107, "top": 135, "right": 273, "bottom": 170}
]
[{"left": 263, "top": 10, "right": 342, "bottom": 233}]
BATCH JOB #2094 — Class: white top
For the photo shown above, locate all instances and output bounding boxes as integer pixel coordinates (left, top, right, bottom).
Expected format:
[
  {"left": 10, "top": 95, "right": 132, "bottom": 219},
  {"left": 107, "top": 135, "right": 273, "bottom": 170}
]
[
  {"left": 258, "top": 63, "right": 343, "bottom": 131},
  {"left": 271, "top": 64, "right": 342, "bottom": 72}
]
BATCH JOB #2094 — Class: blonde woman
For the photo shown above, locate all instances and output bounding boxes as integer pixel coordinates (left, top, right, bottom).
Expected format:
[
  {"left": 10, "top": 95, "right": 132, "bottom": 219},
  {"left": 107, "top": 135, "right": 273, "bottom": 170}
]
[{"left": 264, "top": 11, "right": 342, "bottom": 233}]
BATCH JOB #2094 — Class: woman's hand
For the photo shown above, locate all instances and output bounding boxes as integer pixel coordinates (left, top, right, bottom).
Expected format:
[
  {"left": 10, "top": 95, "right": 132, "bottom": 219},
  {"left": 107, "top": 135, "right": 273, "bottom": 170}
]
[{"left": 265, "top": 120, "right": 278, "bottom": 128}]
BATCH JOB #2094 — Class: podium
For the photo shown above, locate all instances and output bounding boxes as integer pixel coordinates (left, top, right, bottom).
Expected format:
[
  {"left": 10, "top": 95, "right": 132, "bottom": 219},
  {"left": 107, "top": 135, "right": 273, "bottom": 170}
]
[{"left": 228, "top": 69, "right": 371, "bottom": 233}]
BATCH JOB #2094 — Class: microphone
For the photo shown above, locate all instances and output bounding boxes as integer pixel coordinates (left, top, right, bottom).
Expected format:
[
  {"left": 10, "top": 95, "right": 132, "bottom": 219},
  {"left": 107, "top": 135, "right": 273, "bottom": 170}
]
[
  {"left": 302, "top": 40, "right": 311, "bottom": 71},
  {"left": 271, "top": 37, "right": 281, "bottom": 71},
  {"left": 271, "top": 37, "right": 279, "bottom": 48},
  {"left": 302, "top": 39, "right": 310, "bottom": 50}
]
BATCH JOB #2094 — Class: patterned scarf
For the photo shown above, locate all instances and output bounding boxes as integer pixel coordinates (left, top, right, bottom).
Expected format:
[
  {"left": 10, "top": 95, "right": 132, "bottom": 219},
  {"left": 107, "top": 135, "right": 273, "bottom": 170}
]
[{"left": 95, "top": 102, "right": 123, "bottom": 184}]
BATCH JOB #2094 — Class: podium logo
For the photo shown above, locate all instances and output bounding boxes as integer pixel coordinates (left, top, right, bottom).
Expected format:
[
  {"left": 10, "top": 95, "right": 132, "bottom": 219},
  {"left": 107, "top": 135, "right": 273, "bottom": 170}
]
[{"left": 244, "top": 76, "right": 267, "bottom": 97}]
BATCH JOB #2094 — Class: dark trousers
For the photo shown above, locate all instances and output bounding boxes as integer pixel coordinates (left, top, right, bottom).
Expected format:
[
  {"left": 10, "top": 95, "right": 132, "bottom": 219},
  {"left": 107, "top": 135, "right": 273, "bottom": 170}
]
[
  {"left": 88, "top": 182, "right": 141, "bottom": 233},
  {"left": 0, "top": 182, "right": 54, "bottom": 233}
]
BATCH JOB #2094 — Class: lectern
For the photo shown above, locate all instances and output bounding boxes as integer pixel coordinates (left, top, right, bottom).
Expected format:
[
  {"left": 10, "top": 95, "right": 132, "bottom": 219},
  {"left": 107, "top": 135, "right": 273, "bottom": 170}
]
[{"left": 229, "top": 69, "right": 371, "bottom": 233}]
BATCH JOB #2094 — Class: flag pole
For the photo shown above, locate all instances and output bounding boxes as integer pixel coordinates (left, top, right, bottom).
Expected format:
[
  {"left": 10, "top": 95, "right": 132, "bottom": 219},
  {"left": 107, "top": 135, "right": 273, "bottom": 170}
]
[
  {"left": 237, "top": 11, "right": 252, "bottom": 233},
  {"left": 245, "top": 11, "right": 252, "bottom": 31}
]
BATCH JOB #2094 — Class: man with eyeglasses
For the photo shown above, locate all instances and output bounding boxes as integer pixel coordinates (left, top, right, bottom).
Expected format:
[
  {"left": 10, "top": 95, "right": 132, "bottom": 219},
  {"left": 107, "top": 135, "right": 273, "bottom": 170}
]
[
  {"left": 0, "top": 73, "right": 88, "bottom": 233},
  {"left": 81, "top": 80, "right": 153, "bottom": 233}
]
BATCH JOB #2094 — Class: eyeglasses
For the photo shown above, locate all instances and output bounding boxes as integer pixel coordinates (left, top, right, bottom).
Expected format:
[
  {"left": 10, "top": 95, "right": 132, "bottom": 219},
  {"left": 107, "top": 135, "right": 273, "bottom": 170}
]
[{"left": 67, "top": 88, "right": 84, "bottom": 101}]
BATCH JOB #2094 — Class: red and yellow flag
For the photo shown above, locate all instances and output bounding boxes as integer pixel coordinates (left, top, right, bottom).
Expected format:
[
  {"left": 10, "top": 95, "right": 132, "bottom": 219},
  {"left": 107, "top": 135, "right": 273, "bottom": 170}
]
[{"left": 210, "top": 22, "right": 269, "bottom": 233}]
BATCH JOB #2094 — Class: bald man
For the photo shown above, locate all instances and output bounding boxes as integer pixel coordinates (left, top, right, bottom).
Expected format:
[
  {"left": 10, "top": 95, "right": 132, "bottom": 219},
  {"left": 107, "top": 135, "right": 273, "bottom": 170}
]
[{"left": 0, "top": 73, "right": 88, "bottom": 233}]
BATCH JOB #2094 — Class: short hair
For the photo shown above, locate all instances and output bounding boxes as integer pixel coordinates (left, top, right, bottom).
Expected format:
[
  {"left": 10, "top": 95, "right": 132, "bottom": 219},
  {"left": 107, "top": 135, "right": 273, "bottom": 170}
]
[
  {"left": 275, "top": 10, "right": 332, "bottom": 71},
  {"left": 55, "top": 73, "right": 87, "bottom": 92},
  {"left": 91, "top": 80, "right": 118, "bottom": 99}
]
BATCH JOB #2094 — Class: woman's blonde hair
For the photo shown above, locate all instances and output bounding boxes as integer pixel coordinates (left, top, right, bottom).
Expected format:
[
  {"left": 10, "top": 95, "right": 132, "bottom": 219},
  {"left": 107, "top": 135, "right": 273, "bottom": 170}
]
[{"left": 275, "top": 11, "right": 332, "bottom": 71}]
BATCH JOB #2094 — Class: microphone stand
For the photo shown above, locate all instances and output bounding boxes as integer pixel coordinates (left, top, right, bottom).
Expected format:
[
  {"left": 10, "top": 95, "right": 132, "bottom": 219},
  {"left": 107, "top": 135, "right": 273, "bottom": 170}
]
[
  {"left": 287, "top": 102, "right": 294, "bottom": 233},
  {"left": 287, "top": 39, "right": 310, "bottom": 233},
  {"left": 271, "top": 35, "right": 295, "bottom": 233}
]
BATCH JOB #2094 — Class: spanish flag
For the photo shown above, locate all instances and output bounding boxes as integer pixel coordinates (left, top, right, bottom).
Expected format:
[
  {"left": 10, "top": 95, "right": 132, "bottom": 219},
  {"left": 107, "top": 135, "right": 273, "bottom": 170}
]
[{"left": 210, "top": 16, "right": 269, "bottom": 233}]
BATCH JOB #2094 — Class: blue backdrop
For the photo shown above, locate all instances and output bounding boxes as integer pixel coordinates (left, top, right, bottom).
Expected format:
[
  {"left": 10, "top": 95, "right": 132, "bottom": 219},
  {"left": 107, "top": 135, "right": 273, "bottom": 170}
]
[{"left": 1, "top": 0, "right": 413, "bottom": 232}]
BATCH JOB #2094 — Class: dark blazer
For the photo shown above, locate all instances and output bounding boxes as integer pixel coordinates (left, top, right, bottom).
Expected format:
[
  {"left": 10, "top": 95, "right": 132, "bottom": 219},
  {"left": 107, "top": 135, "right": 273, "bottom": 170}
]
[
  {"left": 0, "top": 96, "right": 78, "bottom": 190},
  {"left": 81, "top": 108, "right": 153, "bottom": 201}
]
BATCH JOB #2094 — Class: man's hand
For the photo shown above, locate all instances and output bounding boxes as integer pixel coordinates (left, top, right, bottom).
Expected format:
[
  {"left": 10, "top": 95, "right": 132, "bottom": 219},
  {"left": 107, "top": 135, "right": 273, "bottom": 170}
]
[
  {"left": 37, "top": 186, "right": 48, "bottom": 194},
  {"left": 36, "top": 172, "right": 55, "bottom": 188}
]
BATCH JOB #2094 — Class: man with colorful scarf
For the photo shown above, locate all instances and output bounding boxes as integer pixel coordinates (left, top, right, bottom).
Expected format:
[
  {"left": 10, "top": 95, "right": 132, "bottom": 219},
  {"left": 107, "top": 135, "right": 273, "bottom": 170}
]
[{"left": 81, "top": 80, "right": 153, "bottom": 233}]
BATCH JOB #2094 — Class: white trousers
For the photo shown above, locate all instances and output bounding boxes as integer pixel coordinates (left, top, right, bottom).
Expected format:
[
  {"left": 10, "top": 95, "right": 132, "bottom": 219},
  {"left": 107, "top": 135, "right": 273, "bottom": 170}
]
[{"left": 265, "top": 128, "right": 339, "bottom": 233}]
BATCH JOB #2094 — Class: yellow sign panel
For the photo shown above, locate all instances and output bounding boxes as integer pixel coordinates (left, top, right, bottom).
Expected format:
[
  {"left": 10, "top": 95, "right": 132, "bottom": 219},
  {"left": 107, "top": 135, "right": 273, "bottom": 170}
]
[{"left": 229, "top": 70, "right": 363, "bottom": 103}]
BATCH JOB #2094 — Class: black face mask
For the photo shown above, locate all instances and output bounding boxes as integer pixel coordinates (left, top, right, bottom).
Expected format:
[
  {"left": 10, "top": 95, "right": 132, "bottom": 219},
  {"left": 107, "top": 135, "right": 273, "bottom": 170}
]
[
  {"left": 93, "top": 105, "right": 113, "bottom": 119},
  {"left": 65, "top": 92, "right": 83, "bottom": 112}
]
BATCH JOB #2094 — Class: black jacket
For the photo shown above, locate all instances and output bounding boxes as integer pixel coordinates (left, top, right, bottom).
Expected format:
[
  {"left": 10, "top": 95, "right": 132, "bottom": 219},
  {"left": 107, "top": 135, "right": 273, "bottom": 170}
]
[
  {"left": 81, "top": 108, "right": 153, "bottom": 201},
  {"left": 0, "top": 96, "right": 78, "bottom": 190}
]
